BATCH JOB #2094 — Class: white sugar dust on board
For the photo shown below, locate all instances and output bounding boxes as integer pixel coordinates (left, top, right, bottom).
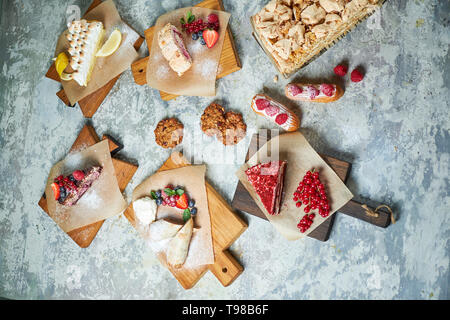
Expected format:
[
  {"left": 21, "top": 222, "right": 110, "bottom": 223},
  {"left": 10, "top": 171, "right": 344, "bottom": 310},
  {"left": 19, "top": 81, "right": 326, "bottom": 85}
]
[
  {"left": 187, "top": 40, "right": 207, "bottom": 56},
  {"left": 77, "top": 188, "right": 103, "bottom": 209},
  {"left": 193, "top": 58, "right": 218, "bottom": 80},
  {"left": 156, "top": 64, "right": 170, "bottom": 80}
]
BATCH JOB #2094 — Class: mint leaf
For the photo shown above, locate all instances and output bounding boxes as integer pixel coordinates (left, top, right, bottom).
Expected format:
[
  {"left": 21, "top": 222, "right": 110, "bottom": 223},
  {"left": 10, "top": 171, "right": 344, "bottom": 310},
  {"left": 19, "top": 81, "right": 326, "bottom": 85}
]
[
  {"left": 176, "top": 188, "right": 185, "bottom": 196},
  {"left": 188, "top": 15, "right": 195, "bottom": 24},
  {"left": 164, "top": 188, "right": 175, "bottom": 196},
  {"left": 180, "top": 17, "right": 186, "bottom": 25},
  {"left": 151, "top": 191, "right": 157, "bottom": 199},
  {"left": 183, "top": 209, "right": 191, "bottom": 222}
]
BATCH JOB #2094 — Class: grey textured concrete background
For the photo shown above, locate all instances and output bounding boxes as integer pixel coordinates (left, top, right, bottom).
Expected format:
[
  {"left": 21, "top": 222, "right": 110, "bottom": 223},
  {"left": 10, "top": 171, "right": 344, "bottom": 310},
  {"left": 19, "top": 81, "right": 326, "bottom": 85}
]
[{"left": 0, "top": 0, "right": 449, "bottom": 299}]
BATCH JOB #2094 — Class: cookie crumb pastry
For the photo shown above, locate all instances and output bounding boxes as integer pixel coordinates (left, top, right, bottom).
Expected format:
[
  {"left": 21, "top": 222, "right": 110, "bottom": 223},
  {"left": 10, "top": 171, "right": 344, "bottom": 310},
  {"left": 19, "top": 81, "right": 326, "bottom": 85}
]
[
  {"left": 200, "top": 103, "right": 247, "bottom": 146},
  {"left": 251, "top": 0, "right": 384, "bottom": 76},
  {"left": 154, "top": 118, "right": 184, "bottom": 149}
]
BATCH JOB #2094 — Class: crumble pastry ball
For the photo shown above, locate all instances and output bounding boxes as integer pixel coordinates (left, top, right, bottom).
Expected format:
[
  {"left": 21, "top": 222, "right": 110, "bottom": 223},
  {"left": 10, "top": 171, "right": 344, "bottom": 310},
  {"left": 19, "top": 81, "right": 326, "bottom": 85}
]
[
  {"left": 154, "top": 118, "right": 184, "bottom": 149},
  {"left": 200, "top": 103, "right": 247, "bottom": 146}
]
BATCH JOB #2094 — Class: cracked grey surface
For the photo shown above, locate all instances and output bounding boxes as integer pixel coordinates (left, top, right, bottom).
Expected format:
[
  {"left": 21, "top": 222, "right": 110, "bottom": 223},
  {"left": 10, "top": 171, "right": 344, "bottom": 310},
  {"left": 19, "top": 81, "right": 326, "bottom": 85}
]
[{"left": 0, "top": 0, "right": 449, "bottom": 300}]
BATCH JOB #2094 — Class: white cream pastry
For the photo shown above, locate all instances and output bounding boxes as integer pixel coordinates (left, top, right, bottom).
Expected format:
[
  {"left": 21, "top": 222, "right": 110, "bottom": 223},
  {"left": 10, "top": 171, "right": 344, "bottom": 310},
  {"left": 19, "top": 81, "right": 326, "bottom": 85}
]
[
  {"left": 158, "top": 23, "right": 192, "bottom": 76},
  {"left": 166, "top": 218, "right": 193, "bottom": 269},
  {"left": 133, "top": 197, "right": 157, "bottom": 226},
  {"left": 148, "top": 219, "right": 183, "bottom": 242},
  {"left": 65, "top": 19, "right": 105, "bottom": 86}
]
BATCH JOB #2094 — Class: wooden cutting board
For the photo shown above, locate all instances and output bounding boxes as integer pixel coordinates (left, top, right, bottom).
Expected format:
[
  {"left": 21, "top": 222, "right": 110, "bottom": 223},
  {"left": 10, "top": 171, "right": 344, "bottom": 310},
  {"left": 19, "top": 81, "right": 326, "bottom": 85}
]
[
  {"left": 131, "top": 0, "right": 242, "bottom": 101},
  {"left": 232, "top": 130, "right": 391, "bottom": 242},
  {"left": 45, "top": 0, "right": 145, "bottom": 118},
  {"left": 38, "top": 124, "right": 138, "bottom": 248},
  {"left": 124, "top": 152, "right": 247, "bottom": 289}
]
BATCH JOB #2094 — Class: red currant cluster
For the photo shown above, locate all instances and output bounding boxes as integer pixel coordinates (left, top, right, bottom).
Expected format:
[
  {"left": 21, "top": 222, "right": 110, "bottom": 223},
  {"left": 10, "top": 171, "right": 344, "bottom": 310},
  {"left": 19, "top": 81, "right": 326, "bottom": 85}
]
[
  {"left": 293, "top": 169, "right": 331, "bottom": 233},
  {"left": 182, "top": 19, "right": 206, "bottom": 34},
  {"left": 297, "top": 213, "right": 315, "bottom": 233}
]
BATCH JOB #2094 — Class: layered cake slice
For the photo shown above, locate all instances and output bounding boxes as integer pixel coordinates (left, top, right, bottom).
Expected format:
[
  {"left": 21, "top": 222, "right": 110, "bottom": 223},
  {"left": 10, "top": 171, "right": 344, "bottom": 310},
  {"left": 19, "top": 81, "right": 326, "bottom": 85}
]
[
  {"left": 65, "top": 19, "right": 105, "bottom": 86},
  {"left": 158, "top": 23, "right": 192, "bottom": 76},
  {"left": 51, "top": 166, "right": 103, "bottom": 206},
  {"left": 245, "top": 160, "right": 287, "bottom": 215}
]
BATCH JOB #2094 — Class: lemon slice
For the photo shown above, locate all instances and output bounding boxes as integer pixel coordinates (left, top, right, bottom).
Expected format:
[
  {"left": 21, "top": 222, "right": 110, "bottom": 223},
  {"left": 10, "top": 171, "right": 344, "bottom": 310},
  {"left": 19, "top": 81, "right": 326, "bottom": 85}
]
[
  {"left": 96, "top": 29, "right": 122, "bottom": 57},
  {"left": 55, "top": 52, "right": 69, "bottom": 77},
  {"left": 60, "top": 72, "right": 73, "bottom": 81}
]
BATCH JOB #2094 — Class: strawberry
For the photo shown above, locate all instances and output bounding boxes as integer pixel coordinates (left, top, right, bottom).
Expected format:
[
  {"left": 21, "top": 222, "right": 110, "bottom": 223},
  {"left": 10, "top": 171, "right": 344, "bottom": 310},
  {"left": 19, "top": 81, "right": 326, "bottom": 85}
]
[
  {"left": 51, "top": 182, "right": 60, "bottom": 200},
  {"left": 203, "top": 29, "right": 219, "bottom": 49},
  {"left": 176, "top": 193, "right": 189, "bottom": 210}
]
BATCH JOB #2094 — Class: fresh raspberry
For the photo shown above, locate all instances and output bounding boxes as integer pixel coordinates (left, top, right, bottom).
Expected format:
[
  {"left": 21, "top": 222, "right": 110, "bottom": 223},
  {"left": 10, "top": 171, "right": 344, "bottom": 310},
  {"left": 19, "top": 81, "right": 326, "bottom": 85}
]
[
  {"left": 265, "top": 105, "right": 279, "bottom": 117},
  {"left": 334, "top": 64, "right": 348, "bottom": 77},
  {"left": 72, "top": 170, "right": 85, "bottom": 181},
  {"left": 275, "top": 113, "right": 288, "bottom": 125},
  {"left": 307, "top": 86, "right": 320, "bottom": 100},
  {"left": 207, "top": 14, "right": 219, "bottom": 24},
  {"left": 320, "top": 84, "right": 335, "bottom": 97},
  {"left": 255, "top": 99, "right": 270, "bottom": 110},
  {"left": 288, "top": 84, "right": 303, "bottom": 96},
  {"left": 351, "top": 69, "right": 364, "bottom": 82}
]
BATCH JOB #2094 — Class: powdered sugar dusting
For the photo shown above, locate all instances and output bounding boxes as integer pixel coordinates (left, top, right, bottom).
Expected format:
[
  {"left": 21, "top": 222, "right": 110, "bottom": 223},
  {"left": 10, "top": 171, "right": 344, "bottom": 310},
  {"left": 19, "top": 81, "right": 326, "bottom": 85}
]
[
  {"left": 77, "top": 188, "right": 102, "bottom": 209},
  {"left": 187, "top": 40, "right": 207, "bottom": 55},
  {"left": 156, "top": 64, "right": 170, "bottom": 80},
  {"left": 193, "top": 58, "right": 218, "bottom": 80}
]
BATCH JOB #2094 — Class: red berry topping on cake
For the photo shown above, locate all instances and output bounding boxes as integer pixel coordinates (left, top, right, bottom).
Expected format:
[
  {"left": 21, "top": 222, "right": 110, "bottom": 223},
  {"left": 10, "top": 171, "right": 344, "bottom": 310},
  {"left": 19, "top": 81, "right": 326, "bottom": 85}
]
[
  {"left": 72, "top": 170, "right": 85, "bottom": 181},
  {"left": 307, "top": 86, "right": 320, "bottom": 100},
  {"left": 334, "top": 64, "right": 348, "bottom": 77},
  {"left": 288, "top": 84, "right": 303, "bottom": 96},
  {"left": 320, "top": 84, "right": 335, "bottom": 97},
  {"left": 255, "top": 99, "right": 270, "bottom": 110},
  {"left": 264, "top": 105, "right": 279, "bottom": 117},
  {"left": 351, "top": 69, "right": 364, "bottom": 82},
  {"left": 203, "top": 29, "right": 219, "bottom": 48},
  {"left": 275, "top": 113, "right": 288, "bottom": 125}
]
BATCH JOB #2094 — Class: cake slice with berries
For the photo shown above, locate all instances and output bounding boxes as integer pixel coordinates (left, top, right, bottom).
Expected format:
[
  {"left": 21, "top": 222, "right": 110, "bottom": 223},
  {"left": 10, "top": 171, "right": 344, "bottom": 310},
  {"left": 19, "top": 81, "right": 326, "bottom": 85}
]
[
  {"left": 51, "top": 166, "right": 103, "bottom": 206},
  {"left": 158, "top": 23, "right": 192, "bottom": 76},
  {"left": 245, "top": 160, "right": 287, "bottom": 215}
]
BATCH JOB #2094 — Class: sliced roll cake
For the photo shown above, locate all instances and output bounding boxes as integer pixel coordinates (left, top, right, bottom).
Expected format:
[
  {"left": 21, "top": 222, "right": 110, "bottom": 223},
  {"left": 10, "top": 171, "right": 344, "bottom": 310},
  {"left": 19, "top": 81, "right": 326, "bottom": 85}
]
[{"left": 158, "top": 23, "right": 192, "bottom": 76}]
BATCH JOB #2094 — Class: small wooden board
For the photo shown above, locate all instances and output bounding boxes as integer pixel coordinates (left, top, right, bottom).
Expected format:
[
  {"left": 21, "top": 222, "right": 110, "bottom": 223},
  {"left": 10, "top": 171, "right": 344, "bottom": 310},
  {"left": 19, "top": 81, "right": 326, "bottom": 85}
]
[
  {"left": 124, "top": 152, "right": 248, "bottom": 289},
  {"left": 45, "top": 0, "right": 145, "bottom": 118},
  {"left": 131, "top": 0, "right": 242, "bottom": 101},
  {"left": 38, "top": 124, "right": 138, "bottom": 248},
  {"left": 231, "top": 130, "right": 391, "bottom": 242}
]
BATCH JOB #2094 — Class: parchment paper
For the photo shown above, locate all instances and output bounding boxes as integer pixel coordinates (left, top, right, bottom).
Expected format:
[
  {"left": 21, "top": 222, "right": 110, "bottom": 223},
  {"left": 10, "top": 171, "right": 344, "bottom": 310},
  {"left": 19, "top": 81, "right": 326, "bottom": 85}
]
[
  {"left": 236, "top": 132, "right": 354, "bottom": 240},
  {"left": 146, "top": 7, "right": 230, "bottom": 97},
  {"left": 44, "top": 140, "right": 127, "bottom": 233},
  {"left": 54, "top": 0, "right": 140, "bottom": 105},
  {"left": 132, "top": 165, "right": 214, "bottom": 268}
]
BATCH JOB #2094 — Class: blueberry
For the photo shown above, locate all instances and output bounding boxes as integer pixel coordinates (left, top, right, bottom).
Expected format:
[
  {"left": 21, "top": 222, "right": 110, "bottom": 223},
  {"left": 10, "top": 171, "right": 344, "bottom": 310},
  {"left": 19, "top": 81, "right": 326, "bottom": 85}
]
[
  {"left": 200, "top": 38, "right": 206, "bottom": 45},
  {"left": 197, "top": 31, "right": 204, "bottom": 38},
  {"left": 155, "top": 197, "right": 163, "bottom": 206},
  {"left": 192, "top": 33, "right": 199, "bottom": 40},
  {"left": 188, "top": 199, "right": 196, "bottom": 208},
  {"left": 190, "top": 207, "right": 197, "bottom": 215},
  {"left": 69, "top": 175, "right": 75, "bottom": 182},
  {"left": 155, "top": 190, "right": 162, "bottom": 198},
  {"left": 59, "top": 186, "right": 66, "bottom": 192}
]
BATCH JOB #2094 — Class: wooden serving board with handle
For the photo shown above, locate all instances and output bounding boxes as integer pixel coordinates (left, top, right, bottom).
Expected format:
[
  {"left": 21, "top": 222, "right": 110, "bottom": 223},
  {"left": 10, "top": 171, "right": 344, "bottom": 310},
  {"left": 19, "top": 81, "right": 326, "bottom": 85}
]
[
  {"left": 45, "top": 0, "right": 145, "bottom": 118},
  {"left": 131, "top": 0, "right": 242, "bottom": 101},
  {"left": 123, "top": 152, "right": 248, "bottom": 289},
  {"left": 232, "top": 130, "right": 391, "bottom": 242},
  {"left": 38, "top": 124, "right": 138, "bottom": 248}
]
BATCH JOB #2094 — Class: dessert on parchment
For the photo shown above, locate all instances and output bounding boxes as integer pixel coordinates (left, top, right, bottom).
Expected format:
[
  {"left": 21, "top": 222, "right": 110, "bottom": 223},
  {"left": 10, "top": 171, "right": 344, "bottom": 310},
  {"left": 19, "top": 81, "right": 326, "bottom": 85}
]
[
  {"left": 251, "top": 94, "right": 300, "bottom": 131},
  {"left": 251, "top": 0, "right": 384, "bottom": 76},
  {"left": 285, "top": 82, "right": 344, "bottom": 102},
  {"left": 50, "top": 166, "right": 103, "bottom": 206},
  {"left": 158, "top": 23, "right": 193, "bottom": 76},
  {"left": 245, "top": 161, "right": 288, "bottom": 216}
]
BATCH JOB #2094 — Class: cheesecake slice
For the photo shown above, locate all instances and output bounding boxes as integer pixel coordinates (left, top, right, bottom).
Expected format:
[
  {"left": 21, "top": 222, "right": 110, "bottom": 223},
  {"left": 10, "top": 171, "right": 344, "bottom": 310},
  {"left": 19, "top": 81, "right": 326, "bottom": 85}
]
[
  {"left": 65, "top": 19, "right": 105, "bottom": 86},
  {"left": 158, "top": 23, "right": 192, "bottom": 76},
  {"left": 51, "top": 166, "right": 103, "bottom": 207},
  {"left": 245, "top": 160, "right": 287, "bottom": 215}
]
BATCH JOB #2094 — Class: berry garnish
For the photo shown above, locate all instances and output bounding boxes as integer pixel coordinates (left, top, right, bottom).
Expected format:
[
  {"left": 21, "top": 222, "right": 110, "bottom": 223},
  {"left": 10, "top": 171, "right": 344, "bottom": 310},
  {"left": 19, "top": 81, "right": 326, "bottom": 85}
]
[
  {"left": 192, "top": 33, "right": 199, "bottom": 40},
  {"left": 307, "top": 86, "right": 320, "bottom": 100},
  {"left": 175, "top": 193, "right": 189, "bottom": 210},
  {"left": 334, "top": 64, "right": 348, "bottom": 77},
  {"left": 188, "top": 199, "right": 196, "bottom": 208},
  {"left": 207, "top": 14, "right": 219, "bottom": 24},
  {"left": 202, "top": 29, "right": 219, "bottom": 48},
  {"left": 264, "top": 104, "right": 279, "bottom": 117},
  {"left": 200, "top": 38, "right": 206, "bottom": 45},
  {"left": 288, "top": 84, "right": 303, "bottom": 96},
  {"left": 255, "top": 99, "right": 270, "bottom": 111},
  {"left": 72, "top": 170, "right": 85, "bottom": 181},
  {"left": 190, "top": 207, "right": 197, "bottom": 215},
  {"left": 320, "top": 84, "right": 335, "bottom": 97},
  {"left": 275, "top": 113, "right": 288, "bottom": 125},
  {"left": 351, "top": 68, "right": 364, "bottom": 82},
  {"left": 51, "top": 182, "right": 60, "bottom": 200},
  {"left": 297, "top": 213, "right": 315, "bottom": 233}
]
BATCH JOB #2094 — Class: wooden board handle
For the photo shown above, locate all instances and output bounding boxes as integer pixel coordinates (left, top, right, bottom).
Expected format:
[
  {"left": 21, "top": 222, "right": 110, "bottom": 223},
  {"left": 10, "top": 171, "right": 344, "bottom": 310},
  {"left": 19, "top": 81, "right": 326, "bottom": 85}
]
[
  {"left": 208, "top": 250, "right": 244, "bottom": 287},
  {"left": 338, "top": 200, "right": 392, "bottom": 228}
]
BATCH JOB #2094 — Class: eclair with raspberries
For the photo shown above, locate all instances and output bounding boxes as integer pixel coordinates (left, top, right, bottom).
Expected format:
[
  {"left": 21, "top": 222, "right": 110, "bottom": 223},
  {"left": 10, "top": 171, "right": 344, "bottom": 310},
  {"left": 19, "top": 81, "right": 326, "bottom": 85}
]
[
  {"left": 285, "top": 83, "right": 344, "bottom": 103},
  {"left": 251, "top": 94, "right": 300, "bottom": 132}
]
